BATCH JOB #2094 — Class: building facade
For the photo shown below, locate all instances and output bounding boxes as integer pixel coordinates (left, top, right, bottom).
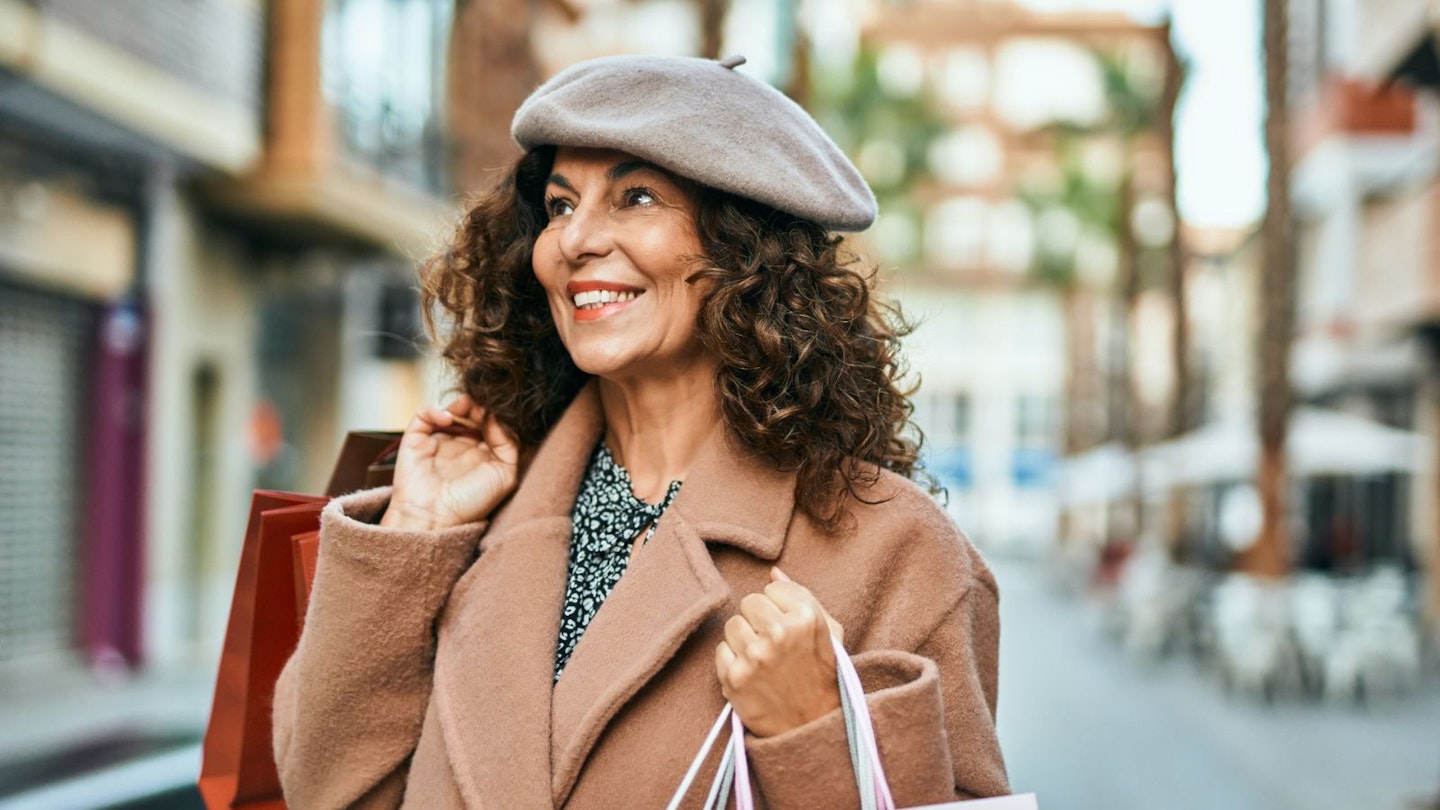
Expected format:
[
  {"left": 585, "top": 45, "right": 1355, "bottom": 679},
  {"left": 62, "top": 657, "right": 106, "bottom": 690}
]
[
  {"left": 0, "top": 0, "right": 465, "bottom": 800},
  {"left": 856, "top": 0, "right": 1176, "bottom": 554},
  {"left": 1351, "top": 0, "right": 1440, "bottom": 627}
]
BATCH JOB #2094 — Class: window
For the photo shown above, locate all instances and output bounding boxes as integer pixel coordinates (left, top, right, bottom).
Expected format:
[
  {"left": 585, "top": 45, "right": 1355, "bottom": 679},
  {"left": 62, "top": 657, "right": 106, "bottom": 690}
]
[
  {"left": 877, "top": 43, "right": 926, "bottom": 97},
  {"left": 1016, "top": 395, "right": 1058, "bottom": 447},
  {"left": 1013, "top": 395, "right": 1058, "bottom": 488},
  {"left": 322, "top": 0, "right": 453, "bottom": 193},
  {"left": 952, "top": 394, "right": 972, "bottom": 444},
  {"left": 987, "top": 199, "right": 1034, "bottom": 273},
  {"left": 873, "top": 209, "right": 921, "bottom": 264},
  {"left": 934, "top": 47, "right": 989, "bottom": 111},
  {"left": 993, "top": 38, "right": 1104, "bottom": 130},
  {"left": 928, "top": 126, "right": 1003, "bottom": 188},
  {"left": 924, "top": 196, "right": 988, "bottom": 270}
]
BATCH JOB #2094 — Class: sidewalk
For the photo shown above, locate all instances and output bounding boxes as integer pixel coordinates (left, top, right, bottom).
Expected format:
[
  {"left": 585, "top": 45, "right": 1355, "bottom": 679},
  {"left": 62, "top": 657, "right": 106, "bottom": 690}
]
[
  {"left": 0, "top": 667, "right": 211, "bottom": 809},
  {"left": 992, "top": 556, "right": 1440, "bottom": 810}
]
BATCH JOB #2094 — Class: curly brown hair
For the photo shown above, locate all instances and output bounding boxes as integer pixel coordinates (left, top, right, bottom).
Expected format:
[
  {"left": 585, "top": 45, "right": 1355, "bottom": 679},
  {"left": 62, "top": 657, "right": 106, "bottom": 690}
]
[{"left": 420, "top": 147, "right": 931, "bottom": 526}]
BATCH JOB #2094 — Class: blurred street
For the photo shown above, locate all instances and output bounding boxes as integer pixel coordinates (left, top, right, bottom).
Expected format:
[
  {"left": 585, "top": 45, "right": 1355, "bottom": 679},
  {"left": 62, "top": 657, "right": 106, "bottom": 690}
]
[
  {"left": 995, "top": 556, "right": 1440, "bottom": 810},
  {"left": 4, "top": 0, "right": 1440, "bottom": 805}
]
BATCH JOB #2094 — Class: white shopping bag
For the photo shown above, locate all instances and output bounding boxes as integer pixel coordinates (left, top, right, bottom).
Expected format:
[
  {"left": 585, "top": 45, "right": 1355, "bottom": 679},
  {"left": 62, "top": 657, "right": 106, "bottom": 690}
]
[{"left": 666, "top": 636, "right": 1039, "bottom": 810}]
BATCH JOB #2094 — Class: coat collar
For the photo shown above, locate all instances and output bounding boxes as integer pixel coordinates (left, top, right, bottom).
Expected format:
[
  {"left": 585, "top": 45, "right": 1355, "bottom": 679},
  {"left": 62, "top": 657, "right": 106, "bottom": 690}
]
[
  {"left": 490, "top": 380, "right": 796, "bottom": 560},
  {"left": 433, "top": 381, "right": 797, "bottom": 808}
]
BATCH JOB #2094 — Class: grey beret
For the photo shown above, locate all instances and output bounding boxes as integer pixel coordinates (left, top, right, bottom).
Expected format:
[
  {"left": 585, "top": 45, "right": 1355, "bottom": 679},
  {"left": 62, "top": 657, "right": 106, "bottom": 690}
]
[{"left": 511, "top": 54, "right": 876, "bottom": 232}]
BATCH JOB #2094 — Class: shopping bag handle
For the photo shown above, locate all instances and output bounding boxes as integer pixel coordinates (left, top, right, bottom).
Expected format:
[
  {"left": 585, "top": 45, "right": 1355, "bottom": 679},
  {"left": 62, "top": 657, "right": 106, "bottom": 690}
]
[
  {"left": 667, "top": 636, "right": 896, "bottom": 810},
  {"left": 834, "top": 634, "right": 895, "bottom": 810}
]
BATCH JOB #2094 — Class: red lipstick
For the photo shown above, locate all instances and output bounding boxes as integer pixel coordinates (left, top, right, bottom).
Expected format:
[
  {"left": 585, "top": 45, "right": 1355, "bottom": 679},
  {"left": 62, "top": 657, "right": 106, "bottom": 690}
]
[
  {"left": 566, "top": 279, "right": 645, "bottom": 322},
  {"left": 565, "top": 280, "right": 645, "bottom": 295}
]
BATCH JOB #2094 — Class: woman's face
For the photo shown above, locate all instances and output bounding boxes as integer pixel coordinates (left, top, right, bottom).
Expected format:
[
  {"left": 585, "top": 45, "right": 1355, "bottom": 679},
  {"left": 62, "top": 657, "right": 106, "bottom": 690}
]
[{"left": 532, "top": 147, "right": 710, "bottom": 381}]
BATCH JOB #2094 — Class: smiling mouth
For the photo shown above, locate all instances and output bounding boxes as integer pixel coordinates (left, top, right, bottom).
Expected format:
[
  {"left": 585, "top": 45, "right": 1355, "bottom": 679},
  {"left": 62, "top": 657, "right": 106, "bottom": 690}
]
[{"left": 571, "top": 289, "right": 641, "bottom": 310}]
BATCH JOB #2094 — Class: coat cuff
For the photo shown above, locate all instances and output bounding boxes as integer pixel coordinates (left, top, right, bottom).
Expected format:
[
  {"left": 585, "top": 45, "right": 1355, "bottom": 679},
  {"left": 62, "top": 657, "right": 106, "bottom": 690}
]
[
  {"left": 745, "top": 650, "right": 955, "bottom": 810},
  {"left": 322, "top": 485, "right": 487, "bottom": 575}
]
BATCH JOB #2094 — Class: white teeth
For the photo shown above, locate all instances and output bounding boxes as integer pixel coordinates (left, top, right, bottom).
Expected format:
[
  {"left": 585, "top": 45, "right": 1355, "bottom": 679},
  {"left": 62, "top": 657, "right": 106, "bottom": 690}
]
[{"left": 571, "top": 289, "right": 639, "bottom": 309}]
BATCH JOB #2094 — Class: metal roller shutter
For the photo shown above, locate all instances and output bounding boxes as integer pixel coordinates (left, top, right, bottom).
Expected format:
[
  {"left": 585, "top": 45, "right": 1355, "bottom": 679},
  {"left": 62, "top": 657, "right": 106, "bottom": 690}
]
[{"left": 0, "top": 280, "right": 92, "bottom": 677}]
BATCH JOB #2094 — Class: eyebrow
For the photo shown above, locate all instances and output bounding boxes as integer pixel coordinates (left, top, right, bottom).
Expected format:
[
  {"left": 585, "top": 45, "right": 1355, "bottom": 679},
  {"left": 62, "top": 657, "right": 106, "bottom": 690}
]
[
  {"left": 608, "top": 160, "right": 667, "bottom": 181},
  {"left": 546, "top": 160, "right": 673, "bottom": 192}
]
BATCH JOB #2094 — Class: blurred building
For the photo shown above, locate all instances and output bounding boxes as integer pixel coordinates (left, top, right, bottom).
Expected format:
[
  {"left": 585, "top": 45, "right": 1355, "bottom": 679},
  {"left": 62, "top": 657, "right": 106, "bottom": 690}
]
[
  {"left": 855, "top": 0, "right": 1176, "bottom": 555},
  {"left": 0, "top": 0, "right": 473, "bottom": 801},
  {"left": 0, "top": 0, "right": 809, "bottom": 801},
  {"left": 1354, "top": 0, "right": 1440, "bottom": 626},
  {"left": 1147, "top": 0, "right": 1439, "bottom": 628}
]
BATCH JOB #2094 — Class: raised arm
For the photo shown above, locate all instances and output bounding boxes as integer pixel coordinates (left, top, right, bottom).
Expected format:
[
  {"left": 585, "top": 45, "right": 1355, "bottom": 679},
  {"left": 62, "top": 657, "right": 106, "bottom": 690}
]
[
  {"left": 271, "top": 487, "right": 485, "bottom": 809},
  {"left": 274, "top": 398, "right": 520, "bottom": 808}
]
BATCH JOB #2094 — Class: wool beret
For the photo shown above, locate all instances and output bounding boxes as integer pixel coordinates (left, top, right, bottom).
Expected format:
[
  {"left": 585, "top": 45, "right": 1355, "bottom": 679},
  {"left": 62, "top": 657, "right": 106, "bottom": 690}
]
[{"left": 511, "top": 54, "right": 877, "bottom": 232}]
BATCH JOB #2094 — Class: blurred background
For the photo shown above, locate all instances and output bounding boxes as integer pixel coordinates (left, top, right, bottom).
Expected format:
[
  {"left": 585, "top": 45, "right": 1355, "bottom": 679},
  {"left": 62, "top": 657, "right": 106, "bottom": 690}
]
[{"left": 0, "top": 0, "right": 1438, "bottom": 808}]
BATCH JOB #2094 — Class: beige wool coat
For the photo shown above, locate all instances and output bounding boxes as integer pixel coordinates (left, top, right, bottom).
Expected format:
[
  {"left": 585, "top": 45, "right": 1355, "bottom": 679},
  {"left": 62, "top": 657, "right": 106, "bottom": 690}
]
[{"left": 273, "top": 384, "right": 1010, "bottom": 809}]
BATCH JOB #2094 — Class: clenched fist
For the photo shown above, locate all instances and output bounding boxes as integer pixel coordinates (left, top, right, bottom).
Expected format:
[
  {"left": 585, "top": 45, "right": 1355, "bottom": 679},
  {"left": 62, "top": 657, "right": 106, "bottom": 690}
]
[
  {"left": 379, "top": 395, "right": 520, "bottom": 531},
  {"left": 715, "top": 568, "right": 845, "bottom": 737}
]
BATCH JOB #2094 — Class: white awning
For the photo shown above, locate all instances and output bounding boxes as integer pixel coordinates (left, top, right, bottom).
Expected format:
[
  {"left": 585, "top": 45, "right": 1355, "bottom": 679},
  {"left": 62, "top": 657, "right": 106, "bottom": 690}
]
[
  {"left": 1060, "top": 442, "right": 1135, "bottom": 505},
  {"left": 1148, "top": 407, "right": 1428, "bottom": 487}
]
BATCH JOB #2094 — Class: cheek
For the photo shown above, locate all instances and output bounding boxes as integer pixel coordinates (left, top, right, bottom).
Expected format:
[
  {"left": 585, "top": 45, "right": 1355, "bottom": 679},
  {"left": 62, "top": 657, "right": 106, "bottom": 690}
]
[
  {"left": 657, "top": 277, "right": 709, "bottom": 345},
  {"left": 530, "top": 235, "right": 555, "bottom": 280},
  {"left": 531, "top": 236, "right": 568, "bottom": 297}
]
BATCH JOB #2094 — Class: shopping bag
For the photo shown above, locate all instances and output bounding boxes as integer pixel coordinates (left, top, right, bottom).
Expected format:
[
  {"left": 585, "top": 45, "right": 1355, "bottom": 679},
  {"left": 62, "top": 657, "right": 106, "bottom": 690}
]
[
  {"left": 324, "top": 430, "right": 402, "bottom": 496},
  {"left": 667, "top": 636, "right": 1039, "bottom": 810},
  {"left": 289, "top": 530, "right": 320, "bottom": 631},
  {"left": 199, "top": 431, "right": 400, "bottom": 809},
  {"left": 198, "top": 493, "right": 324, "bottom": 810}
]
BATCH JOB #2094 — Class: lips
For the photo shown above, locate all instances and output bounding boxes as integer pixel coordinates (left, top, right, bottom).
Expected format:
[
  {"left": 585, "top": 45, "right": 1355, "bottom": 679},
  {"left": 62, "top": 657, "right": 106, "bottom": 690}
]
[{"left": 565, "top": 280, "right": 645, "bottom": 322}]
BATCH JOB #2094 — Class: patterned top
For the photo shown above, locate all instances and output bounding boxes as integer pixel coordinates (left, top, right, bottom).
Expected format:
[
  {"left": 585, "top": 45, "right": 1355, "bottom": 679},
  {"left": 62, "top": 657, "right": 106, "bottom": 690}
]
[{"left": 553, "top": 443, "right": 683, "bottom": 681}]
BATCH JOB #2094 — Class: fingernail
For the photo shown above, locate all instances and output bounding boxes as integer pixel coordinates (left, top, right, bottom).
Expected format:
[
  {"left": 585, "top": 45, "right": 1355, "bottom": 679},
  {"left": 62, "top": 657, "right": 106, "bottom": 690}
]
[{"left": 772, "top": 567, "right": 792, "bottom": 582}]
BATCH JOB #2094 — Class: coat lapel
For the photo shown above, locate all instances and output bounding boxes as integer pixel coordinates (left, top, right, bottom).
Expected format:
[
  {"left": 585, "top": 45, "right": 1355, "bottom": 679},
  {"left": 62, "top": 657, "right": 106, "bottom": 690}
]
[
  {"left": 428, "top": 379, "right": 800, "bottom": 808},
  {"left": 430, "top": 384, "right": 604, "bottom": 809},
  {"left": 549, "top": 421, "right": 797, "bottom": 806}
]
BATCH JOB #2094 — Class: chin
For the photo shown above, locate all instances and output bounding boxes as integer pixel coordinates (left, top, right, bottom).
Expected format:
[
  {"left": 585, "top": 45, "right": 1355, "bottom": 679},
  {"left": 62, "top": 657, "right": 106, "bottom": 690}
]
[{"left": 565, "top": 343, "right": 643, "bottom": 379}]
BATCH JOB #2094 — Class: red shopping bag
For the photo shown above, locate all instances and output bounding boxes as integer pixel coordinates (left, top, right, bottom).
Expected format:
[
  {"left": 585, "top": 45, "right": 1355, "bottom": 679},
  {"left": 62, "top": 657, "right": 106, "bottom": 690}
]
[
  {"left": 197, "top": 493, "right": 324, "bottom": 810},
  {"left": 198, "top": 432, "right": 399, "bottom": 809}
]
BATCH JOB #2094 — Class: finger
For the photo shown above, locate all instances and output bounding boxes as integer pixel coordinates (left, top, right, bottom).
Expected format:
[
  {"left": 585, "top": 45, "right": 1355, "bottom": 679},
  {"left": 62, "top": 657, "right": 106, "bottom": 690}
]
[
  {"left": 766, "top": 568, "right": 818, "bottom": 613},
  {"left": 428, "top": 402, "right": 487, "bottom": 439},
  {"left": 404, "top": 410, "right": 433, "bottom": 435},
  {"left": 404, "top": 406, "right": 449, "bottom": 439},
  {"left": 765, "top": 584, "right": 827, "bottom": 647},
  {"left": 482, "top": 414, "right": 520, "bottom": 465},
  {"left": 714, "top": 641, "right": 738, "bottom": 685},
  {"left": 739, "top": 592, "right": 786, "bottom": 639},
  {"left": 449, "top": 412, "right": 481, "bottom": 431},
  {"left": 443, "top": 394, "right": 474, "bottom": 416},
  {"left": 422, "top": 404, "right": 456, "bottom": 426},
  {"left": 451, "top": 394, "right": 494, "bottom": 432},
  {"left": 763, "top": 579, "right": 817, "bottom": 614},
  {"left": 764, "top": 577, "right": 843, "bottom": 642},
  {"left": 724, "top": 614, "right": 761, "bottom": 658}
]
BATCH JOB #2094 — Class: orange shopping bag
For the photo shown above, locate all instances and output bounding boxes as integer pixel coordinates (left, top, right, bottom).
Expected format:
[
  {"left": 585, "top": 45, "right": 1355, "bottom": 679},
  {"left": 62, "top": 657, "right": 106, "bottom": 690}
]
[{"left": 199, "top": 432, "right": 399, "bottom": 809}]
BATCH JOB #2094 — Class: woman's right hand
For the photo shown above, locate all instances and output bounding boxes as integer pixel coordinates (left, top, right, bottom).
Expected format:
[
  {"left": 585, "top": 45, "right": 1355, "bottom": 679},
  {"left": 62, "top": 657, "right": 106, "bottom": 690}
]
[{"left": 379, "top": 395, "right": 520, "bottom": 531}]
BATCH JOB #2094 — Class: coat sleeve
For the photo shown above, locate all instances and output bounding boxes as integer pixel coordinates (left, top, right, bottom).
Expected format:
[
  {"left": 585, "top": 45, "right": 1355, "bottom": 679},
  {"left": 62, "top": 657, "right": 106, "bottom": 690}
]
[
  {"left": 744, "top": 576, "right": 1010, "bottom": 809},
  {"left": 271, "top": 486, "right": 486, "bottom": 810}
]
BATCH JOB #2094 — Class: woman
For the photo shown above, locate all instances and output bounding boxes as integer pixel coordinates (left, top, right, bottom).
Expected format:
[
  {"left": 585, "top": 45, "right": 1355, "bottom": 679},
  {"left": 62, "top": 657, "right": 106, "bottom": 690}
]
[{"left": 273, "top": 53, "right": 1009, "bottom": 809}]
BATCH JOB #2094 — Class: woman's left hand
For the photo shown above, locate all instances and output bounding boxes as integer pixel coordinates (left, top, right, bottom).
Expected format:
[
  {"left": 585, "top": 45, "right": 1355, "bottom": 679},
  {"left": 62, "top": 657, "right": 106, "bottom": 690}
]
[{"left": 715, "top": 568, "right": 845, "bottom": 738}]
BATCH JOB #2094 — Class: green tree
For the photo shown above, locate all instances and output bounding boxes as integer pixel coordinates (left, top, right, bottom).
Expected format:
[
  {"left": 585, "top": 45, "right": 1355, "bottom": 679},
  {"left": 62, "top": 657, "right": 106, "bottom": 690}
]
[{"left": 1020, "top": 41, "right": 1184, "bottom": 546}]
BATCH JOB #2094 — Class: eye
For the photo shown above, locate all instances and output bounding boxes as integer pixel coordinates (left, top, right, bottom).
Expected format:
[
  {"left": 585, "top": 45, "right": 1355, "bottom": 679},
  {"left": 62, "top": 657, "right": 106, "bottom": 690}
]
[
  {"left": 545, "top": 196, "right": 574, "bottom": 217},
  {"left": 622, "top": 187, "right": 656, "bottom": 207}
]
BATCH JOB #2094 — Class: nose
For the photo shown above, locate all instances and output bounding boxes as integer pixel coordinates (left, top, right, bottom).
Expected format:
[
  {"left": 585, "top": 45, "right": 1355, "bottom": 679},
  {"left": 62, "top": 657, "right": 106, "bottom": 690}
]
[{"left": 557, "top": 200, "right": 613, "bottom": 266}]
